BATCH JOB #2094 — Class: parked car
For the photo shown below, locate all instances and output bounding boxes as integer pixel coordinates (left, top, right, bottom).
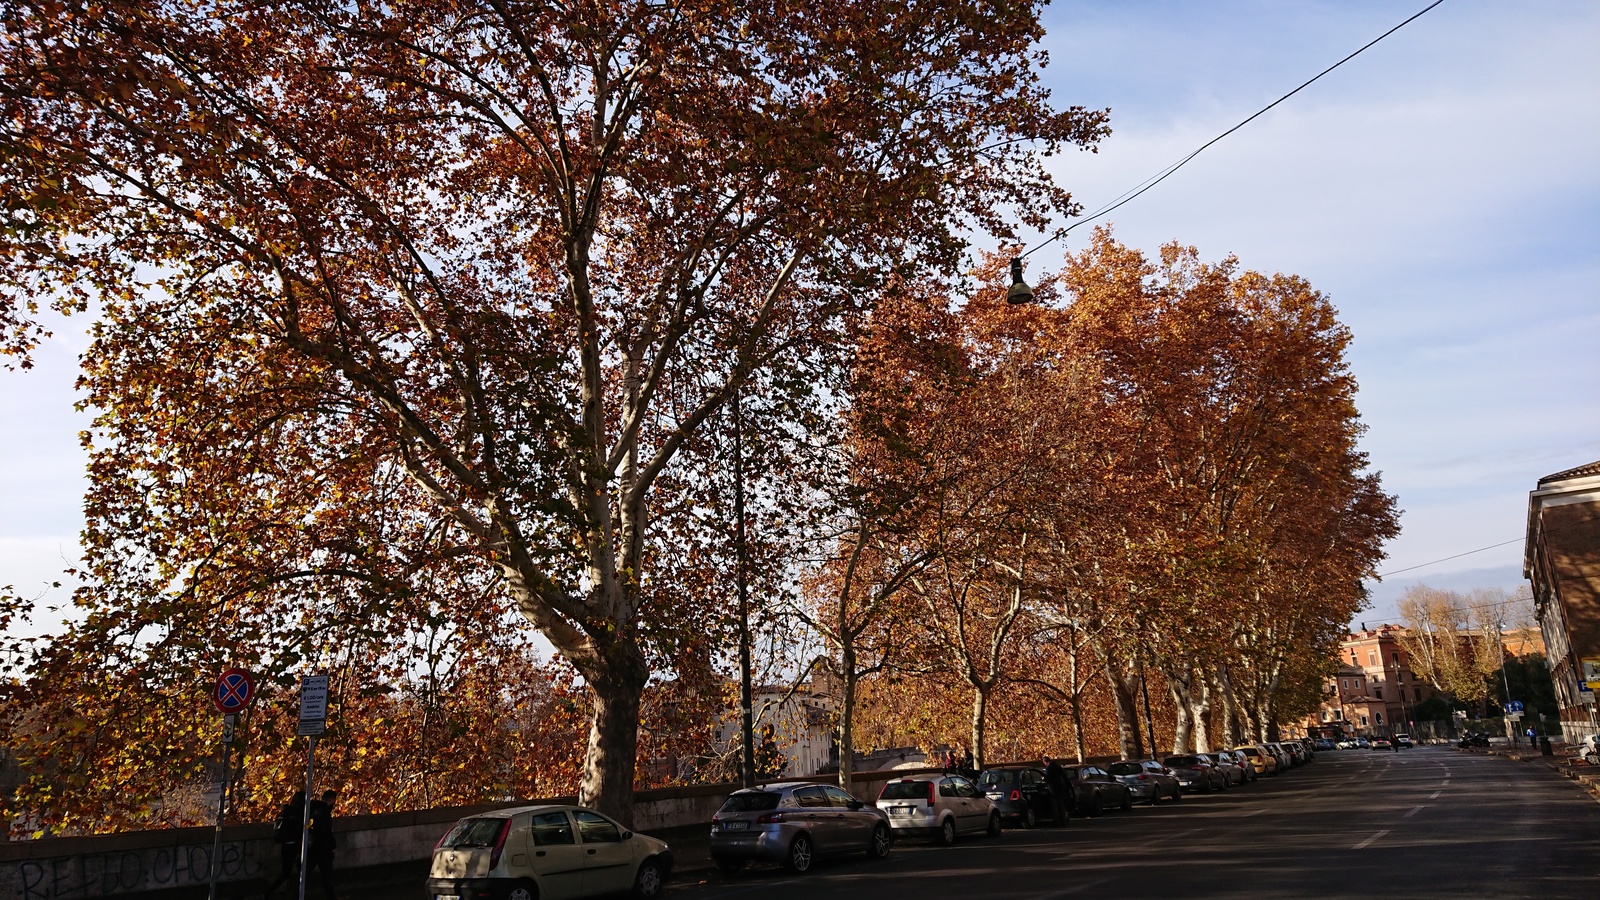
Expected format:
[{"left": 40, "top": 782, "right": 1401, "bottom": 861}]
[
  {"left": 1263, "top": 743, "right": 1291, "bottom": 771},
  {"left": 1371, "top": 737, "right": 1393, "bottom": 750},
  {"left": 1108, "top": 760, "right": 1181, "bottom": 804},
  {"left": 709, "top": 782, "right": 891, "bottom": 874},
  {"left": 1580, "top": 734, "right": 1600, "bottom": 765},
  {"left": 1199, "top": 752, "right": 1246, "bottom": 786},
  {"left": 1354, "top": 737, "right": 1371, "bottom": 749},
  {"left": 875, "top": 774, "right": 1000, "bottom": 846},
  {"left": 977, "top": 766, "right": 1060, "bottom": 828},
  {"left": 1065, "top": 764, "right": 1134, "bottom": 815},
  {"left": 1163, "top": 755, "right": 1228, "bottom": 794},
  {"left": 1234, "top": 745, "right": 1277, "bottom": 777},
  {"left": 1283, "top": 742, "right": 1306, "bottom": 766},
  {"left": 426, "top": 804, "right": 672, "bottom": 900},
  {"left": 1315, "top": 738, "right": 1337, "bottom": 751},
  {"left": 1217, "top": 749, "right": 1257, "bottom": 782},
  {"left": 1393, "top": 733, "right": 1414, "bottom": 749}
]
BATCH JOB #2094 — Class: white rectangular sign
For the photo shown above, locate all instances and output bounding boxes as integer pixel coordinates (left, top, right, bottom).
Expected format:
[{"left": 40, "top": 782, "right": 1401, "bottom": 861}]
[{"left": 298, "top": 674, "right": 329, "bottom": 736}]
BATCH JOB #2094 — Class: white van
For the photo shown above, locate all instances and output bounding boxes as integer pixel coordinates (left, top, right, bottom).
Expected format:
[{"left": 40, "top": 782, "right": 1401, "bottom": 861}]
[{"left": 426, "top": 804, "right": 671, "bottom": 900}]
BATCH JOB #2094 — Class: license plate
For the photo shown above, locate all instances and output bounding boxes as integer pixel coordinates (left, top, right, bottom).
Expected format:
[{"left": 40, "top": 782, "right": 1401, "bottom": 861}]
[
  {"left": 723, "top": 821, "right": 749, "bottom": 831},
  {"left": 893, "top": 806, "right": 914, "bottom": 816},
  {"left": 436, "top": 895, "right": 460, "bottom": 900},
  {"left": 986, "top": 792, "right": 1004, "bottom": 800}
]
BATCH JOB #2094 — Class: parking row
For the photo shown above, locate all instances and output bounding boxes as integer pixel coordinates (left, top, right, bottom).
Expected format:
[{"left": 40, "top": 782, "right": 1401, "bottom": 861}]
[{"left": 421, "top": 738, "right": 1332, "bottom": 900}]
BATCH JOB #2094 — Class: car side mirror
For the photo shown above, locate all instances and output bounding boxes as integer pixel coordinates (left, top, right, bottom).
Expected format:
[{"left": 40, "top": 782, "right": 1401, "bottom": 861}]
[
  {"left": 848, "top": 800, "right": 864, "bottom": 811},
  {"left": 622, "top": 831, "right": 632, "bottom": 840}
]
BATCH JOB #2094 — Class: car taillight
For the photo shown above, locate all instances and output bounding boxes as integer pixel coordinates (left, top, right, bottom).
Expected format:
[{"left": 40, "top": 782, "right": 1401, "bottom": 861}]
[
  {"left": 488, "top": 818, "right": 511, "bottom": 869},
  {"left": 756, "top": 811, "right": 786, "bottom": 825},
  {"left": 927, "top": 782, "right": 937, "bottom": 804},
  {"left": 1009, "top": 789, "right": 1021, "bottom": 801},
  {"left": 1137, "top": 774, "right": 1150, "bottom": 781}
]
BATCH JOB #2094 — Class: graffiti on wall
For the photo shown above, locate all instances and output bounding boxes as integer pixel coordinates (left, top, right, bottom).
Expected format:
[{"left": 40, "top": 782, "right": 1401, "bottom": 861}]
[{"left": 8, "top": 841, "right": 266, "bottom": 899}]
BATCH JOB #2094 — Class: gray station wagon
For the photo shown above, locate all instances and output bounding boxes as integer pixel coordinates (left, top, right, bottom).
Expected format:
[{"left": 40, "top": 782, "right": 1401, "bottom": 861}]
[{"left": 709, "top": 782, "right": 891, "bottom": 874}]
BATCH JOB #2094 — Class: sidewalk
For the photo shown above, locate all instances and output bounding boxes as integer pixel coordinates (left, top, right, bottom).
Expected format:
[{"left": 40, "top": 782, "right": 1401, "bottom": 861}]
[{"left": 1455, "top": 744, "right": 1600, "bottom": 801}]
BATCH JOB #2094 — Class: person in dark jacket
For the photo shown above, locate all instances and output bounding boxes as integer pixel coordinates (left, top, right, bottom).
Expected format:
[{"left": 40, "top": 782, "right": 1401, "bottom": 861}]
[
  {"left": 262, "top": 791, "right": 305, "bottom": 900},
  {"left": 306, "top": 790, "right": 339, "bottom": 899},
  {"left": 1042, "top": 758, "right": 1070, "bottom": 825}
]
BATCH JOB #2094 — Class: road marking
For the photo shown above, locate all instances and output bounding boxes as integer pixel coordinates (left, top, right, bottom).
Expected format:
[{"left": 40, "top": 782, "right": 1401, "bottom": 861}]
[
  {"left": 1238, "top": 808, "right": 1265, "bottom": 817},
  {"left": 1031, "top": 879, "right": 1112, "bottom": 898},
  {"left": 1353, "top": 829, "right": 1389, "bottom": 849},
  {"left": 1429, "top": 791, "right": 1442, "bottom": 799},
  {"left": 1442, "top": 780, "right": 1450, "bottom": 786},
  {"left": 1404, "top": 806, "right": 1425, "bottom": 818}
]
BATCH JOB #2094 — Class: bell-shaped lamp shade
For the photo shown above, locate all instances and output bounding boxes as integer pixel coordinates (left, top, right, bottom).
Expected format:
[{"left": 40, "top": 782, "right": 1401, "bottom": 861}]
[{"left": 1006, "top": 257, "right": 1034, "bottom": 305}]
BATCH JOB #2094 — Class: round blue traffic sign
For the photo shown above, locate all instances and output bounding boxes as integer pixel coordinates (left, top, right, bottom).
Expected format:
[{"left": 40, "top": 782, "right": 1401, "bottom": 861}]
[{"left": 213, "top": 668, "right": 255, "bottom": 714}]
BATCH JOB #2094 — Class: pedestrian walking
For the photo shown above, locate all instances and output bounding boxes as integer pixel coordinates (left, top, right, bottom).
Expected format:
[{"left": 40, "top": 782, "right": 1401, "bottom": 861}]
[
  {"left": 959, "top": 748, "right": 976, "bottom": 780},
  {"left": 306, "top": 789, "right": 339, "bottom": 899},
  {"left": 262, "top": 791, "right": 305, "bottom": 900},
  {"left": 1042, "top": 758, "right": 1070, "bottom": 825}
]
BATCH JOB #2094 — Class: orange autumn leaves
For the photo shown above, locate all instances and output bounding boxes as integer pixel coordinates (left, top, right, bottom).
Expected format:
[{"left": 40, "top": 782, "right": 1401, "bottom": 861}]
[{"left": 810, "top": 231, "right": 1396, "bottom": 767}]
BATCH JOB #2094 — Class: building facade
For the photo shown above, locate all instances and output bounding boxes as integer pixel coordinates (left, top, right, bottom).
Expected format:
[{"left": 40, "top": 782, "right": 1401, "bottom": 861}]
[
  {"left": 1524, "top": 460, "right": 1600, "bottom": 742},
  {"left": 1308, "top": 626, "right": 1436, "bottom": 736}
]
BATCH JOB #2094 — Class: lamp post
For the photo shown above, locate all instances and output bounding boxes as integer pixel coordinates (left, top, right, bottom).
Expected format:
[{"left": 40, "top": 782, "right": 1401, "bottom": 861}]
[{"left": 732, "top": 387, "right": 755, "bottom": 789}]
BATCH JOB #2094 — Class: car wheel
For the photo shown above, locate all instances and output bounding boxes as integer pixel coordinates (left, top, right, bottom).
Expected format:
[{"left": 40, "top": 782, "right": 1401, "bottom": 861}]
[
  {"left": 506, "top": 880, "right": 537, "bottom": 900},
  {"left": 1022, "top": 805, "right": 1038, "bottom": 828},
  {"left": 1120, "top": 791, "right": 1133, "bottom": 811},
  {"left": 713, "top": 855, "right": 744, "bottom": 874},
  {"left": 869, "top": 823, "right": 892, "bottom": 859},
  {"left": 938, "top": 817, "right": 957, "bottom": 846},
  {"left": 633, "top": 860, "right": 665, "bottom": 899},
  {"left": 1170, "top": 785, "right": 1181, "bottom": 802},
  {"left": 986, "top": 812, "right": 1001, "bottom": 838},
  {"left": 785, "top": 834, "right": 814, "bottom": 873}
]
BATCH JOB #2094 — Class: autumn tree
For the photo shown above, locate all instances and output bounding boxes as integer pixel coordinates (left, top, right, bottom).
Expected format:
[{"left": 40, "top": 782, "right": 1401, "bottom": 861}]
[{"left": 0, "top": 0, "right": 1107, "bottom": 824}]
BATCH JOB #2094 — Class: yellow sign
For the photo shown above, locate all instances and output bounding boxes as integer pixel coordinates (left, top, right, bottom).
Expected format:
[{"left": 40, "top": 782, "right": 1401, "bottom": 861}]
[{"left": 1582, "top": 657, "right": 1600, "bottom": 691}]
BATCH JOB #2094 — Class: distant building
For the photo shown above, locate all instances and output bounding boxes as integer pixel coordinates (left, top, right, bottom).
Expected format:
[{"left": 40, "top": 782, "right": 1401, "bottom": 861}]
[
  {"left": 1524, "top": 460, "right": 1600, "bottom": 743},
  {"left": 1306, "top": 626, "right": 1436, "bottom": 736},
  {"left": 715, "top": 673, "right": 838, "bottom": 778}
]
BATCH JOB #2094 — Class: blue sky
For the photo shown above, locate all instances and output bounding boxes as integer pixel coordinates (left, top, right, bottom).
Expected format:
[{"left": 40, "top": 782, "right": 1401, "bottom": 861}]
[{"left": 1, "top": 0, "right": 1596, "bottom": 632}]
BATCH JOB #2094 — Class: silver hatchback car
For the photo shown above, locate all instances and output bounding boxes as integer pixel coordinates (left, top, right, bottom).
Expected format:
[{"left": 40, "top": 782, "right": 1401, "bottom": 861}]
[
  {"left": 709, "top": 782, "right": 891, "bottom": 874},
  {"left": 873, "top": 773, "right": 1000, "bottom": 845}
]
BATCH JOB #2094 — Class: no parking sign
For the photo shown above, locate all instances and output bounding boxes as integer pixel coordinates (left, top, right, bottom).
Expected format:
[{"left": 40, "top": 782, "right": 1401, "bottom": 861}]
[{"left": 212, "top": 668, "right": 255, "bottom": 714}]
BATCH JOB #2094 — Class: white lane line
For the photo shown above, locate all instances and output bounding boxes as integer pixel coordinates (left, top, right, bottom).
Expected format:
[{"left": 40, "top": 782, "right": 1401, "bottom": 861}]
[
  {"left": 1032, "top": 879, "right": 1113, "bottom": 899},
  {"left": 1442, "top": 780, "right": 1450, "bottom": 786},
  {"left": 1238, "top": 808, "right": 1265, "bottom": 817},
  {"left": 1403, "top": 806, "right": 1425, "bottom": 818},
  {"left": 1353, "top": 829, "right": 1390, "bottom": 849},
  {"left": 1429, "top": 791, "right": 1442, "bottom": 799}
]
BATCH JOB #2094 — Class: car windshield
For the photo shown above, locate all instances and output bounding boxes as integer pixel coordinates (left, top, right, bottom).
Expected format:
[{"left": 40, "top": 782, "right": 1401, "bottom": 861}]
[
  {"left": 978, "top": 770, "right": 1017, "bottom": 787},
  {"left": 880, "top": 781, "right": 930, "bottom": 800},
  {"left": 719, "top": 792, "right": 781, "bottom": 813},
  {"left": 1106, "top": 762, "right": 1143, "bottom": 776},
  {"left": 1240, "top": 748, "right": 1259, "bottom": 756},
  {"left": 1164, "top": 756, "right": 1203, "bottom": 767},
  {"left": 440, "top": 817, "right": 506, "bottom": 849}
]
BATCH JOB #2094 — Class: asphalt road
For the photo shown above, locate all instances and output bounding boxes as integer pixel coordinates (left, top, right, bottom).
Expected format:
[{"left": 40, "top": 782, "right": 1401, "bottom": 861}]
[{"left": 666, "top": 748, "right": 1600, "bottom": 899}]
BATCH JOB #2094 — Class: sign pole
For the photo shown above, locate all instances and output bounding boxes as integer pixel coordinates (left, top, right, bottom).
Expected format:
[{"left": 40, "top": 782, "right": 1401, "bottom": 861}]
[
  {"left": 205, "top": 668, "right": 254, "bottom": 900},
  {"left": 206, "top": 713, "right": 237, "bottom": 900},
  {"left": 297, "top": 734, "right": 317, "bottom": 900},
  {"left": 295, "top": 672, "right": 329, "bottom": 900}
]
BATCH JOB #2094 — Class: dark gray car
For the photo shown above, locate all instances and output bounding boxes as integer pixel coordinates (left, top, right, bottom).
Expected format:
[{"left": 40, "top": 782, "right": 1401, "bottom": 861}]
[
  {"left": 1107, "top": 760, "right": 1181, "bottom": 804},
  {"left": 709, "top": 783, "right": 891, "bottom": 874}
]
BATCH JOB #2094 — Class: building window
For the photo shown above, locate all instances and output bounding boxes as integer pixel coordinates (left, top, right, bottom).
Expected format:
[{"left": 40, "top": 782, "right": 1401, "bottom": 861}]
[
  {"left": 1334, "top": 710, "right": 1343, "bottom": 721},
  {"left": 1392, "top": 651, "right": 1400, "bottom": 666},
  {"left": 1360, "top": 715, "right": 1369, "bottom": 726},
  {"left": 1369, "top": 650, "right": 1377, "bottom": 666},
  {"left": 1375, "top": 687, "right": 1382, "bottom": 700},
  {"left": 1376, "top": 712, "right": 1384, "bottom": 725}
]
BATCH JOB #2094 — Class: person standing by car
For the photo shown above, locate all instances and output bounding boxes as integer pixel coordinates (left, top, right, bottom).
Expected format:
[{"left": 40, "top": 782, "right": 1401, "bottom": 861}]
[
  {"left": 263, "top": 791, "right": 305, "bottom": 900},
  {"left": 959, "top": 749, "right": 977, "bottom": 780},
  {"left": 1042, "top": 758, "right": 1070, "bottom": 825}
]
